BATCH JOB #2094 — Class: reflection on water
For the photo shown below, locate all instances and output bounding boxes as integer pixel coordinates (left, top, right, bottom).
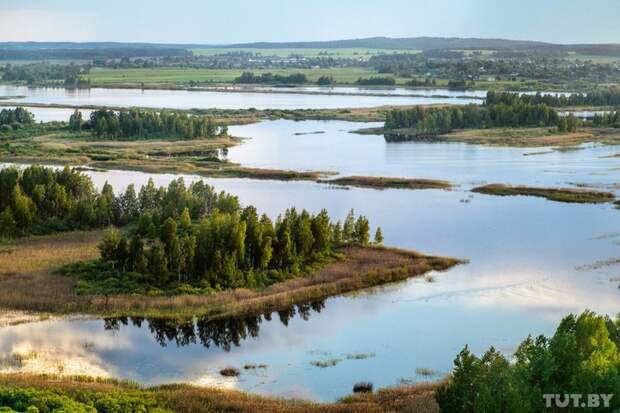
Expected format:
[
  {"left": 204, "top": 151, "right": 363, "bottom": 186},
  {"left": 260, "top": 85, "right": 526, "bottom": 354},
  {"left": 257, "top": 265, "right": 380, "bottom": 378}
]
[
  {"left": 0, "top": 85, "right": 482, "bottom": 110},
  {"left": 103, "top": 301, "right": 325, "bottom": 351},
  {"left": 0, "top": 116, "right": 619, "bottom": 401},
  {"left": 228, "top": 119, "right": 620, "bottom": 191}
]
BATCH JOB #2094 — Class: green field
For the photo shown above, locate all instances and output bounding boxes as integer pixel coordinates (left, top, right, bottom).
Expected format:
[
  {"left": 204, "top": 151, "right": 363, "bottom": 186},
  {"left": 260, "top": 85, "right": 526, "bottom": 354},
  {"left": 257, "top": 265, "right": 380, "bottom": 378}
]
[{"left": 85, "top": 67, "right": 412, "bottom": 86}]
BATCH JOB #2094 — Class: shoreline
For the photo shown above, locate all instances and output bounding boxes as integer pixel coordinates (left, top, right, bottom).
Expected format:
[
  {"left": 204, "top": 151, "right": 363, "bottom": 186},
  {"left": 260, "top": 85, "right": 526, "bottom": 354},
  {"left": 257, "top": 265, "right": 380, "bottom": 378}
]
[
  {"left": 0, "top": 230, "right": 464, "bottom": 319},
  {"left": 0, "top": 373, "right": 444, "bottom": 413}
]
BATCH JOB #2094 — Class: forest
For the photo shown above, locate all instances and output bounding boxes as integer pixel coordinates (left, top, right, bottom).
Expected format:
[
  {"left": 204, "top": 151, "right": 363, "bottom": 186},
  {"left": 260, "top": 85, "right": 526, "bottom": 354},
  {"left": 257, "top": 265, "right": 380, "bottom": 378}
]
[
  {"left": 436, "top": 311, "right": 620, "bottom": 412},
  {"left": 0, "top": 165, "right": 112, "bottom": 239},
  {"left": 82, "top": 109, "right": 227, "bottom": 139},
  {"left": 486, "top": 89, "right": 620, "bottom": 107},
  {"left": 384, "top": 101, "right": 567, "bottom": 136},
  {"left": 72, "top": 200, "right": 375, "bottom": 293},
  {"left": 0, "top": 165, "right": 380, "bottom": 294},
  {"left": 1, "top": 62, "right": 90, "bottom": 86},
  {"left": 233, "top": 71, "right": 308, "bottom": 84},
  {"left": 355, "top": 76, "right": 396, "bottom": 86}
]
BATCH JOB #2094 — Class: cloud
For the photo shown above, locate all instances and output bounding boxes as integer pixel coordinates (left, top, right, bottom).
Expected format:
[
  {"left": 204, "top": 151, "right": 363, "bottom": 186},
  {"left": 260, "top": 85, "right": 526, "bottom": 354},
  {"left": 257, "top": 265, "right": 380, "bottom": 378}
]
[{"left": 0, "top": 9, "right": 97, "bottom": 41}]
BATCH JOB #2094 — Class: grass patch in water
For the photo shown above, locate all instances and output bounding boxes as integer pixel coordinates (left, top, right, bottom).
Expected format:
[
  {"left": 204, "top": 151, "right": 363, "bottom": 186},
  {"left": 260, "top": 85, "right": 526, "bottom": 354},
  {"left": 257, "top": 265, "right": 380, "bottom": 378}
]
[
  {"left": 310, "top": 358, "right": 342, "bottom": 368},
  {"left": 471, "top": 184, "right": 615, "bottom": 204},
  {"left": 219, "top": 367, "right": 241, "bottom": 377},
  {"left": 322, "top": 176, "right": 453, "bottom": 190}
]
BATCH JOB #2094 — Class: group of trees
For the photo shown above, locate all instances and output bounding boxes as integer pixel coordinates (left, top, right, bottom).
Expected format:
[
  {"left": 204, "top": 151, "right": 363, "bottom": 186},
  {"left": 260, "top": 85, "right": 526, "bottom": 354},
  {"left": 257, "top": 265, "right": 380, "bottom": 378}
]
[
  {"left": 234, "top": 71, "right": 308, "bottom": 84},
  {"left": 369, "top": 52, "right": 620, "bottom": 87},
  {"left": 355, "top": 76, "right": 396, "bottom": 86},
  {"left": 0, "top": 107, "right": 35, "bottom": 130},
  {"left": 0, "top": 62, "right": 90, "bottom": 86},
  {"left": 436, "top": 311, "right": 620, "bottom": 412},
  {"left": 487, "top": 89, "right": 620, "bottom": 107},
  {"left": 81, "top": 109, "right": 226, "bottom": 139},
  {"left": 591, "top": 110, "right": 620, "bottom": 128},
  {"left": 0, "top": 165, "right": 381, "bottom": 292},
  {"left": 96, "top": 202, "right": 379, "bottom": 291},
  {"left": 385, "top": 101, "right": 561, "bottom": 136},
  {"left": 0, "top": 165, "right": 111, "bottom": 238}
]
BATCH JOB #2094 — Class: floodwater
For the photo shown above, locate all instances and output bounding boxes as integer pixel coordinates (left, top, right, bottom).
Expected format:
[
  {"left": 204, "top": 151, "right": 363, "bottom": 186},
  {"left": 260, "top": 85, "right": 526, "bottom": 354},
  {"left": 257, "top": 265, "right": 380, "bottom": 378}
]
[
  {"left": 0, "top": 106, "right": 93, "bottom": 123},
  {"left": 1, "top": 119, "right": 619, "bottom": 401},
  {"left": 0, "top": 85, "right": 482, "bottom": 110}
]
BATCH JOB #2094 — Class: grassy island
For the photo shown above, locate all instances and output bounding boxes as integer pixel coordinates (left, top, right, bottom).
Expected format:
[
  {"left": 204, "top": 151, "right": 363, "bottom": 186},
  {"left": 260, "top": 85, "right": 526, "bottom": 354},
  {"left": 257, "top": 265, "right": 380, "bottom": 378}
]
[
  {"left": 472, "top": 184, "right": 616, "bottom": 204},
  {"left": 0, "top": 166, "right": 462, "bottom": 318},
  {"left": 322, "top": 176, "right": 453, "bottom": 190}
]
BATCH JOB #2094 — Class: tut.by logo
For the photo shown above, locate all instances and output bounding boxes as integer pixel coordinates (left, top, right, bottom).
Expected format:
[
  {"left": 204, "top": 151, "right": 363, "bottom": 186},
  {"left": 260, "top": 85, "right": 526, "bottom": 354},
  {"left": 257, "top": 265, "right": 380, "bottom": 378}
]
[{"left": 543, "top": 394, "right": 614, "bottom": 409}]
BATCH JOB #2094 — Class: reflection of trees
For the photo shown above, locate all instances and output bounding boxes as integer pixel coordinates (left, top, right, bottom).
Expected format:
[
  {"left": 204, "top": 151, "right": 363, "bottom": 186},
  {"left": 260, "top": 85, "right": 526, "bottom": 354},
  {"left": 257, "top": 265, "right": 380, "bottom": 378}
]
[{"left": 103, "top": 300, "right": 325, "bottom": 351}]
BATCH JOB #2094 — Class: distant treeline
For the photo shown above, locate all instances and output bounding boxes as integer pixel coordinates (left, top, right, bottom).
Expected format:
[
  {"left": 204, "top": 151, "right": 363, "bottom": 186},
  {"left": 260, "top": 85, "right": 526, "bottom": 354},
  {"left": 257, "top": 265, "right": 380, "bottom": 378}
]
[
  {"left": 355, "top": 76, "right": 396, "bottom": 86},
  {"left": 0, "top": 47, "right": 191, "bottom": 61},
  {"left": 591, "top": 110, "right": 620, "bottom": 128},
  {"left": 80, "top": 109, "right": 227, "bottom": 139},
  {"left": 234, "top": 71, "right": 308, "bottom": 84},
  {"left": 385, "top": 102, "right": 562, "bottom": 136},
  {"left": 0, "top": 107, "right": 35, "bottom": 129},
  {"left": 1, "top": 63, "right": 90, "bottom": 86},
  {"left": 487, "top": 89, "right": 620, "bottom": 107}
]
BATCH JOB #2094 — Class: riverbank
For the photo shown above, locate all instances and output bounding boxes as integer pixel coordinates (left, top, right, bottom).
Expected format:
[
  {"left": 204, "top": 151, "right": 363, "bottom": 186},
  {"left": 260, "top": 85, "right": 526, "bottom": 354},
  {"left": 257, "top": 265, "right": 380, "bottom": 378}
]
[
  {"left": 0, "top": 373, "right": 443, "bottom": 413},
  {"left": 357, "top": 125, "right": 620, "bottom": 147},
  {"left": 0, "top": 127, "right": 334, "bottom": 181},
  {"left": 0, "top": 230, "right": 463, "bottom": 318},
  {"left": 0, "top": 101, "right": 446, "bottom": 124}
]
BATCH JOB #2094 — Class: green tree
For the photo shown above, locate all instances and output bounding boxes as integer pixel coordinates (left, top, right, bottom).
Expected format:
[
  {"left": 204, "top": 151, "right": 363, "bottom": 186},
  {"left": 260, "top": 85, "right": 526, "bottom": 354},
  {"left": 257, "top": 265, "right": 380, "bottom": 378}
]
[{"left": 374, "top": 227, "right": 384, "bottom": 245}]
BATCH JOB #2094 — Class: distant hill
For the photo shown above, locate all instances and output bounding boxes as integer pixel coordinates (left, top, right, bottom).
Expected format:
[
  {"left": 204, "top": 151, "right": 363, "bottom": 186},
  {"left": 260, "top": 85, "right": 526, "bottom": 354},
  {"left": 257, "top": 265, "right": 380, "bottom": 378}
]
[
  {"left": 2, "top": 37, "right": 620, "bottom": 58},
  {"left": 223, "top": 36, "right": 554, "bottom": 50}
]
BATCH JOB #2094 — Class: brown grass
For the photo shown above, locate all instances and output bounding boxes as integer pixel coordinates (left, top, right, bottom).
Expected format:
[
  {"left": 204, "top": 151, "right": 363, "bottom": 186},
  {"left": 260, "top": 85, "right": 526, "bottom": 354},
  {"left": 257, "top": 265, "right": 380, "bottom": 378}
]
[
  {"left": 323, "top": 176, "right": 453, "bottom": 190},
  {"left": 0, "top": 374, "right": 442, "bottom": 413},
  {"left": 472, "top": 184, "right": 615, "bottom": 204},
  {"left": 0, "top": 230, "right": 462, "bottom": 318},
  {"left": 0, "top": 230, "right": 102, "bottom": 313}
]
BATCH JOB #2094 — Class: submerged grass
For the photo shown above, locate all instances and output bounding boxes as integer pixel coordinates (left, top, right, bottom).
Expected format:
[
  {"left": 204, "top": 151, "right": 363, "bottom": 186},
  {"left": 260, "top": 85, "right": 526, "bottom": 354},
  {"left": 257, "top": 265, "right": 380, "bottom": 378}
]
[
  {"left": 472, "top": 184, "right": 616, "bottom": 204},
  {"left": 0, "top": 230, "right": 463, "bottom": 319}
]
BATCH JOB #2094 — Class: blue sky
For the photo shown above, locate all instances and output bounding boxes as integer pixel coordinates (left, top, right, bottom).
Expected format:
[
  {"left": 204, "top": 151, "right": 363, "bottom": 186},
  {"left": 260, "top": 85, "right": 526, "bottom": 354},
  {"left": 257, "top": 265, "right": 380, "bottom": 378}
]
[{"left": 1, "top": 0, "right": 620, "bottom": 44}]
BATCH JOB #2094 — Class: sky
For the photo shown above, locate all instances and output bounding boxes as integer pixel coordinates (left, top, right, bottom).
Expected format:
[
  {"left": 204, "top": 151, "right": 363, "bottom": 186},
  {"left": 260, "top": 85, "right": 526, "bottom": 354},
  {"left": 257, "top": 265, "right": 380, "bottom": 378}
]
[{"left": 1, "top": 0, "right": 620, "bottom": 44}]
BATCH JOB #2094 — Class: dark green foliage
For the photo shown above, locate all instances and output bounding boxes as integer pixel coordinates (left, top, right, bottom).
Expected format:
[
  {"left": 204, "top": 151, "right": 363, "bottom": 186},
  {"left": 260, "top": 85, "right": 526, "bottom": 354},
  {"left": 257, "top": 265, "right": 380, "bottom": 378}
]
[
  {"left": 69, "top": 109, "right": 83, "bottom": 131},
  {"left": 83, "top": 206, "right": 368, "bottom": 293},
  {"left": 591, "top": 110, "right": 620, "bottom": 128},
  {"left": 355, "top": 76, "right": 396, "bottom": 86},
  {"left": 0, "top": 165, "right": 102, "bottom": 238},
  {"left": 0, "top": 385, "right": 170, "bottom": 412},
  {"left": 487, "top": 89, "right": 620, "bottom": 107},
  {"left": 317, "top": 75, "right": 335, "bottom": 85},
  {"left": 0, "top": 108, "right": 34, "bottom": 126},
  {"left": 234, "top": 71, "right": 308, "bottom": 84},
  {"left": 436, "top": 311, "right": 620, "bottom": 413},
  {"left": 385, "top": 100, "right": 560, "bottom": 137},
  {"left": 87, "top": 109, "right": 223, "bottom": 139},
  {"left": 1, "top": 63, "right": 90, "bottom": 86}
]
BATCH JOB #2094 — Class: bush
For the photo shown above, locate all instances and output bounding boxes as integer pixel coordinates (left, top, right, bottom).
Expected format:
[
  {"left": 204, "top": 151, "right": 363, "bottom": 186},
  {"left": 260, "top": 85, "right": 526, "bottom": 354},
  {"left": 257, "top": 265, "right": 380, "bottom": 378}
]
[
  {"left": 352, "top": 382, "right": 373, "bottom": 393},
  {"left": 436, "top": 311, "right": 620, "bottom": 412}
]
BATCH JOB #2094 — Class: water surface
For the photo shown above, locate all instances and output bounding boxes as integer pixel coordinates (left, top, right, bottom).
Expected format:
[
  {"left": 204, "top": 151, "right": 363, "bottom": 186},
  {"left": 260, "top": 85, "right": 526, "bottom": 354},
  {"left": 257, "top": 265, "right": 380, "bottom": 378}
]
[
  {"left": 0, "top": 85, "right": 481, "bottom": 110},
  {"left": 1, "top": 118, "right": 619, "bottom": 401}
]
